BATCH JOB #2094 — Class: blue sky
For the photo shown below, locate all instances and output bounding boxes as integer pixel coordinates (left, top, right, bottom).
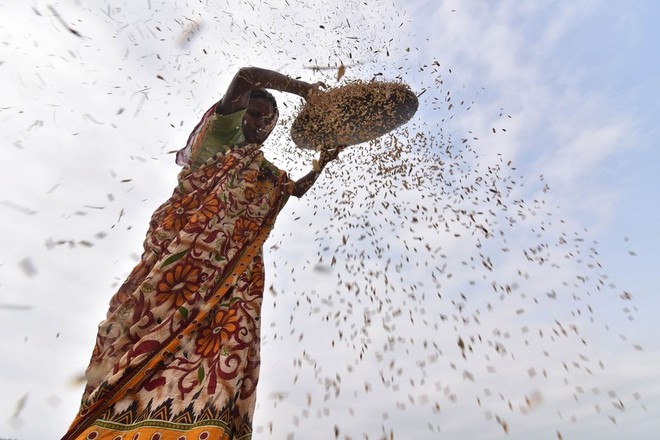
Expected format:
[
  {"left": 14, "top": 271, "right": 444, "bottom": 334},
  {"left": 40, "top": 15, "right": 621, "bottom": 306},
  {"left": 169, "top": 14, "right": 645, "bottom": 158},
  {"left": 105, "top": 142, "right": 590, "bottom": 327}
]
[{"left": 1, "top": 0, "right": 659, "bottom": 439}]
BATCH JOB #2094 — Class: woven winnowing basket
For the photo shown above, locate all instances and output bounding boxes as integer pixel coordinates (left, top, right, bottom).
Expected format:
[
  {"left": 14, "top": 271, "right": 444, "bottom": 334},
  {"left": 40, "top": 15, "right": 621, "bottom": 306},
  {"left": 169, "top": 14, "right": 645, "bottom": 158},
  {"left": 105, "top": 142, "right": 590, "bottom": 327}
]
[{"left": 290, "top": 80, "right": 418, "bottom": 150}]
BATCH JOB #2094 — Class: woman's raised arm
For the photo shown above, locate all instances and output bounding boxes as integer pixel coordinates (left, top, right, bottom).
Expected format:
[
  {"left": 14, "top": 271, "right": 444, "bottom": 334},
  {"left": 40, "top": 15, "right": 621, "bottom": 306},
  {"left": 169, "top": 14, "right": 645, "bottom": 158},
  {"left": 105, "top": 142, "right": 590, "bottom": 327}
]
[{"left": 217, "top": 67, "right": 322, "bottom": 115}]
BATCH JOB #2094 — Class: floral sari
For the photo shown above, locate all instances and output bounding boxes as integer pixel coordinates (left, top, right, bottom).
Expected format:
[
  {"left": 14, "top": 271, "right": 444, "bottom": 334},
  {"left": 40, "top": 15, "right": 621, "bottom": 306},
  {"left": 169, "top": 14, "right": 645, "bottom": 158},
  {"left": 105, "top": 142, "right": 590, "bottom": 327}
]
[{"left": 63, "top": 105, "right": 292, "bottom": 439}]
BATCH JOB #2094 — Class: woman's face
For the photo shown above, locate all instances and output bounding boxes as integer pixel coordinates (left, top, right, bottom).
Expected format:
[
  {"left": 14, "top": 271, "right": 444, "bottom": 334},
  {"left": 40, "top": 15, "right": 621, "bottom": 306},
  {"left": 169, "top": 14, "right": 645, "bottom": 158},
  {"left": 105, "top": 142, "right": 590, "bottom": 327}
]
[{"left": 242, "top": 98, "right": 277, "bottom": 144}]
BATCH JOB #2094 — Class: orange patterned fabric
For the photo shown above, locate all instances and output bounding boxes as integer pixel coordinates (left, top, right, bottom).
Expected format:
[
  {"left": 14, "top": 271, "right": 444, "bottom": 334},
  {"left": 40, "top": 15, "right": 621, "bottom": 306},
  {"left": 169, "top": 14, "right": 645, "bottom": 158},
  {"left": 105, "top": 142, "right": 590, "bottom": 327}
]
[{"left": 63, "top": 143, "right": 292, "bottom": 440}]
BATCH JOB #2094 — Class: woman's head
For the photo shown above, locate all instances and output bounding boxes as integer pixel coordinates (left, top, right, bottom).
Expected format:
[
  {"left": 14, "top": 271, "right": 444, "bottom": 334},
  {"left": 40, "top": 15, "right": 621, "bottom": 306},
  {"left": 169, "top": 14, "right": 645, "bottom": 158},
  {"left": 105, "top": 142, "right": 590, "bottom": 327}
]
[{"left": 242, "top": 88, "right": 279, "bottom": 144}]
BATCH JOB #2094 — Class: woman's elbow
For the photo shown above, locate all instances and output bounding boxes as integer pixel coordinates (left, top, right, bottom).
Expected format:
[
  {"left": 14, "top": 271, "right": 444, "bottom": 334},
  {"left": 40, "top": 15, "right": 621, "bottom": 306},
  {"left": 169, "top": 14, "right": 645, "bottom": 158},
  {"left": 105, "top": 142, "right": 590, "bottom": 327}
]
[{"left": 236, "top": 67, "right": 258, "bottom": 82}]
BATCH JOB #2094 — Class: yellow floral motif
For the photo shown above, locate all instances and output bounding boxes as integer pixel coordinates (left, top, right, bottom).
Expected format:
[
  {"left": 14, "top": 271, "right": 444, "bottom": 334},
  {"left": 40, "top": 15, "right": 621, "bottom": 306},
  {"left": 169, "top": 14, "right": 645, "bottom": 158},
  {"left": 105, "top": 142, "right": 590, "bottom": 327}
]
[
  {"left": 196, "top": 308, "right": 240, "bottom": 357},
  {"left": 156, "top": 264, "right": 200, "bottom": 307},
  {"left": 190, "top": 195, "right": 220, "bottom": 224},
  {"left": 231, "top": 218, "right": 259, "bottom": 244},
  {"left": 162, "top": 195, "right": 200, "bottom": 231}
]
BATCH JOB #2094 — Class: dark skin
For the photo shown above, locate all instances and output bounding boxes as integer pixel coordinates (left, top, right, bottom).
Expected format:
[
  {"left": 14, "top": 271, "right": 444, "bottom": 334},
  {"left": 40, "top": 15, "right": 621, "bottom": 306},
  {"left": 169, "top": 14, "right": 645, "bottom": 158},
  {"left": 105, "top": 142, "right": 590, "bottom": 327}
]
[{"left": 218, "top": 67, "right": 343, "bottom": 198}]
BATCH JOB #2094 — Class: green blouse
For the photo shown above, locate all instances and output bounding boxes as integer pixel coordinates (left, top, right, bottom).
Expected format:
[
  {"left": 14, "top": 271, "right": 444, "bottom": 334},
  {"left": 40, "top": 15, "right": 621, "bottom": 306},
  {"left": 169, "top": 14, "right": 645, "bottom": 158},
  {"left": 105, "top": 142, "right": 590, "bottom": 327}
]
[{"left": 190, "top": 109, "right": 246, "bottom": 171}]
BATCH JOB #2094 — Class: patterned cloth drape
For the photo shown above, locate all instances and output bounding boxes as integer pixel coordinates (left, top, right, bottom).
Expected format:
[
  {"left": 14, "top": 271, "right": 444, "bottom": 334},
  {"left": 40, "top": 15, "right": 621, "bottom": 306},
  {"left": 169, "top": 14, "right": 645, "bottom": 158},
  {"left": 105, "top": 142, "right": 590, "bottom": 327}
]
[{"left": 63, "top": 143, "right": 291, "bottom": 440}]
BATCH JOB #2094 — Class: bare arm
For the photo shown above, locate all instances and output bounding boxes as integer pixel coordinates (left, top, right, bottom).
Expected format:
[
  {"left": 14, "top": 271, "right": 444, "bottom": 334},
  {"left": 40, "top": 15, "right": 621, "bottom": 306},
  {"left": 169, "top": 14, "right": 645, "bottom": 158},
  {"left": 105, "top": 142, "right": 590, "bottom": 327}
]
[
  {"left": 217, "top": 67, "right": 316, "bottom": 115},
  {"left": 289, "top": 146, "right": 345, "bottom": 198}
]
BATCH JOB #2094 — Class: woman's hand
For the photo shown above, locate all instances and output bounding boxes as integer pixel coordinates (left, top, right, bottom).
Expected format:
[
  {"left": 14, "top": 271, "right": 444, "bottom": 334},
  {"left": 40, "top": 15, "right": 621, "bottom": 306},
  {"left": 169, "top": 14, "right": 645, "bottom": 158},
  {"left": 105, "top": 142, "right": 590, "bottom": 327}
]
[
  {"left": 318, "top": 145, "right": 345, "bottom": 169},
  {"left": 304, "top": 81, "right": 327, "bottom": 100}
]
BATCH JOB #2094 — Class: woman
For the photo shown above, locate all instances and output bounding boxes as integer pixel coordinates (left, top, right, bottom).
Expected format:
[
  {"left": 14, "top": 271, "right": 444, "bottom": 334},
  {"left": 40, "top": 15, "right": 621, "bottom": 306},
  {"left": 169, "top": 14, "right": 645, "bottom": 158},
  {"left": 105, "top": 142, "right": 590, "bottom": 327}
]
[{"left": 63, "top": 67, "right": 342, "bottom": 440}]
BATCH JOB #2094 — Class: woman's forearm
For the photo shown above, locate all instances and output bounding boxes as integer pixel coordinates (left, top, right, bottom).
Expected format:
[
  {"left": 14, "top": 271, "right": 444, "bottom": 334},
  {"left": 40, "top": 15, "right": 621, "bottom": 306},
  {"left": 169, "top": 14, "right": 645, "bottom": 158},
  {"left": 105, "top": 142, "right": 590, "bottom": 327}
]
[
  {"left": 237, "top": 67, "right": 311, "bottom": 97},
  {"left": 290, "top": 167, "right": 321, "bottom": 198},
  {"left": 290, "top": 146, "right": 345, "bottom": 198}
]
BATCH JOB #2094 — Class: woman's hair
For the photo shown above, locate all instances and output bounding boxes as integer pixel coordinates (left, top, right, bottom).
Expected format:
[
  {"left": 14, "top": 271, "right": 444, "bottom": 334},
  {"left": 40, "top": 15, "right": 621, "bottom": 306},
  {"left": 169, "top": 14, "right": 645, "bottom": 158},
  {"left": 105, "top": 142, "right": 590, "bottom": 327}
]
[{"left": 250, "top": 88, "right": 279, "bottom": 121}]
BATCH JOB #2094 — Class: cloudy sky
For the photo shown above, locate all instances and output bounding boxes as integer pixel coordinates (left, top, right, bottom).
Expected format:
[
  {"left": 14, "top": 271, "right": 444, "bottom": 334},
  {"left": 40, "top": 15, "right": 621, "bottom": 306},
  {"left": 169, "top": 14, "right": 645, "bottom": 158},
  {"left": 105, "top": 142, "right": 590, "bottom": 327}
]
[{"left": 1, "top": 0, "right": 659, "bottom": 439}]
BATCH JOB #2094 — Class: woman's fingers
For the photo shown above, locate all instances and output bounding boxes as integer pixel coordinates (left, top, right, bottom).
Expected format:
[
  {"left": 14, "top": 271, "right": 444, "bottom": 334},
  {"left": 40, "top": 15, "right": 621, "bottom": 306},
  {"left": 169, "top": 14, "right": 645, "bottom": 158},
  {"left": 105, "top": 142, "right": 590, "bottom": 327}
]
[
  {"left": 319, "top": 145, "right": 345, "bottom": 167},
  {"left": 305, "top": 81, "right": 327, "bottom": 100}
]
